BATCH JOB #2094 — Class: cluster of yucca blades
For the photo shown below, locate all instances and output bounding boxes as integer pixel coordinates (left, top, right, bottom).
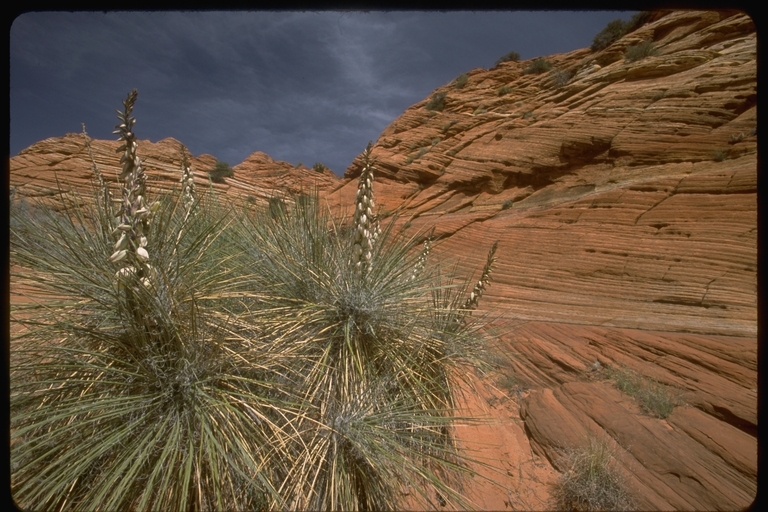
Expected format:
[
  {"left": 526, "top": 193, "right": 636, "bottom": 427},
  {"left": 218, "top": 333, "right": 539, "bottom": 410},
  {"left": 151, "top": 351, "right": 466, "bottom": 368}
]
[
  {"left": 9, "top": 192, "right": 308, "bottom": 510},
  {"left": 10, "top": 90, "right": 503, "bottom": 511},
  {"left": 9, "top": 91, "right": 307, "bottom": 511},
  {"left": 226, "top": 187, "right": 502, "bottom": 509}
]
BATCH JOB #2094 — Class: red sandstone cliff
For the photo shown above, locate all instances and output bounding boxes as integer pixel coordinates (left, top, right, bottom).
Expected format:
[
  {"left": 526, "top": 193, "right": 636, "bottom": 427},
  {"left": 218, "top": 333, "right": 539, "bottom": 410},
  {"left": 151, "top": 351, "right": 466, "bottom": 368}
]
[
  {"left": 10, "top": 135, "right": 340, "bottom": 210},
  {"left": 327, "top": 10, "right": 757, "bottom": 509},
  {"left": 10, "top": 10, "right": 756, "bottom": 510}
]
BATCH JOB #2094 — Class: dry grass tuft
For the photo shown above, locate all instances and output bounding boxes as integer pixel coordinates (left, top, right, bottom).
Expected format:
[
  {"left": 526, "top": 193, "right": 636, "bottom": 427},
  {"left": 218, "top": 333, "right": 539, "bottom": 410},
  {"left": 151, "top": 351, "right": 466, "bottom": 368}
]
[
  {"left": 609, "top": 366, "right": 683, "bottom": 419},
  {"left": 551, "top": 434, "right": 636, "bottom": 511}
]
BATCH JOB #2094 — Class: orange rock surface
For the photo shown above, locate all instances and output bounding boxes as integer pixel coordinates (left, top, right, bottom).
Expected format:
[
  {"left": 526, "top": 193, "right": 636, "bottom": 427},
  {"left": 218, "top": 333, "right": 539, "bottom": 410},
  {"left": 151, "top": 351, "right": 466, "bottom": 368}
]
[
  {"left": 330, "top": 9, "right": 757, "bottom": 510},
  {"left": 10, "top": 9, "right": 756, "bottom": 510},
  {"left": 10, "top": 134, "right": 340, "bottom": 210}
]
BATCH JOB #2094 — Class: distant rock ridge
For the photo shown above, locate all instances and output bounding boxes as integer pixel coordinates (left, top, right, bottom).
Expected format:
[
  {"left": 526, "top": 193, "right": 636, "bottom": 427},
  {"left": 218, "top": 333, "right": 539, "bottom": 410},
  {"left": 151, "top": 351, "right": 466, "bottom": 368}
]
[
  {"left": 10, "top": 10, "right": 756, "bottom": 510},
  {"left": 10, "top": 133, "right": 341, "bottom": 210}
]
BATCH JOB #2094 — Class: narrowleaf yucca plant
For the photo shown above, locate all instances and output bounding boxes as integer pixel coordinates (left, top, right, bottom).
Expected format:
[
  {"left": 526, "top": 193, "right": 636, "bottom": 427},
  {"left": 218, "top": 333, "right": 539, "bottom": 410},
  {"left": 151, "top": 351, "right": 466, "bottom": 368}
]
[
  {"left": 11, "top": 91, "right": 502, "bottom": 511},
  {"left": 229, "top": 144, "right": 501, "bottom": 510},
  {"left": 10, "top": 90, "right": 303, "bottom": 511}
]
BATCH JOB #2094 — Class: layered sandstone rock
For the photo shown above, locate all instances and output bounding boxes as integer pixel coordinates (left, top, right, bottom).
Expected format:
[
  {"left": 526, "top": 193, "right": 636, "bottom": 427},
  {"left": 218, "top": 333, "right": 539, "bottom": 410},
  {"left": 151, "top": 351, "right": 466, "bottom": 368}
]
[
  {"left": 10, "top": 9, "right": 756, "bottom": 510},
  {"left": 328, "top": 9, "right": 756, "bottom": 343},
  {"left": 9, "top": 133, "right": 340, "bottom": 210},
  {"left": 328, "top": 9, "right": 757, "bottom": 510}
]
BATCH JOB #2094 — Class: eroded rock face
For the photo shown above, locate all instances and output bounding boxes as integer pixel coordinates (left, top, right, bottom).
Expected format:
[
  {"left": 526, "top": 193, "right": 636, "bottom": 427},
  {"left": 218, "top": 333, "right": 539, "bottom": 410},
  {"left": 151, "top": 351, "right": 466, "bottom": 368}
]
[
  {"left": 324, "top": 10, "right": 756, "bottom": 335},
  {"left": 326, "top": 9, "right": 756, "bottom": 510},
  {"left": 9, "top": 134, "right": 340, "bottom": 210},
  {"left": 519, "top": 378, "right": 756, "bottom": 510},
  {"left": 10, "top": 9, "right": 756, "bottom": 510}
]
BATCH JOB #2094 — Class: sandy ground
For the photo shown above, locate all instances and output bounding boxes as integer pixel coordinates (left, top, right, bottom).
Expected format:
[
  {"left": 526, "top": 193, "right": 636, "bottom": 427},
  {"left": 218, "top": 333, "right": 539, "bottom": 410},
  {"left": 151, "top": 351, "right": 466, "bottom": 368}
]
[
  {"left": 397, "top": 366, "right": 559, "bottom": 511},
  {"left": 452, "top": 373, "right": 558, "bottom": 511}
]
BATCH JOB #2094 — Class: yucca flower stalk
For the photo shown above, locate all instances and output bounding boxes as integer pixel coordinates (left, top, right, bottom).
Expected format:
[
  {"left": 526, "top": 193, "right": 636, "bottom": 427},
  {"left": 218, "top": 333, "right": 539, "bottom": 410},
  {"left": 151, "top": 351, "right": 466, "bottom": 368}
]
[
  {"left": 351, "top": 142, "right": 379, "bottom": 276},
  {"left": 428, "top": 241, "right": 500, "bottom": 342},
  {"left": 409, "top": 232, "right": 433, "bottom": 281},
  {"left": 110, "top": 89, "right": 156, "bottom": 282},
  {"left": 461, "top": 240, "right": 499, "bottom": 312},
  {"left": 170, "top": 144, "right": 199, "bottom": 263},
  {"left": 179, "top": 143, "right": 197, "bottom": 215}
]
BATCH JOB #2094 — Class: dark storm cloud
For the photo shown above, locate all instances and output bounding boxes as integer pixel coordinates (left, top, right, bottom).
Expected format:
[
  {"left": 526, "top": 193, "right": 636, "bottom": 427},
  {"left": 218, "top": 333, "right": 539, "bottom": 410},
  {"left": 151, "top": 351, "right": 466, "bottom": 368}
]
[{"left": 11, "top": 10, "right": 635, "bottom": 175}]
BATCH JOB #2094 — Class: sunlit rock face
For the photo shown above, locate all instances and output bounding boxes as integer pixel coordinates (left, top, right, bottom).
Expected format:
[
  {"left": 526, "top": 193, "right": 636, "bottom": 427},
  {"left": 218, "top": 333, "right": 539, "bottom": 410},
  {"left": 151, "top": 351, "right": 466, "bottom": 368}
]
[
  {"left": 10, "top": 135, "right": 341, "bottom": 210},
  {"left": 329, "top": 11, "right": 756, "bottom": 510},
  {"left": 332, "top": 9, "right": 756, "bottom": 338},
  {"left": 10, "top": 10, "right": 756, "bottom": 510}
]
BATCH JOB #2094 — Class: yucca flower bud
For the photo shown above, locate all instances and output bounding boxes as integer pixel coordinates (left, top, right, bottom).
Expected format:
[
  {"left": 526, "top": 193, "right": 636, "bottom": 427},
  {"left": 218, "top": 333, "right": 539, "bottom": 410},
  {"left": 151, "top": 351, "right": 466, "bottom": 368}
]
[
  {"left": 117, "top": 234, "right": 131, "bottom": 251},
  {"left": 110, "top": 249, "right": 128, "bottom": 263}
]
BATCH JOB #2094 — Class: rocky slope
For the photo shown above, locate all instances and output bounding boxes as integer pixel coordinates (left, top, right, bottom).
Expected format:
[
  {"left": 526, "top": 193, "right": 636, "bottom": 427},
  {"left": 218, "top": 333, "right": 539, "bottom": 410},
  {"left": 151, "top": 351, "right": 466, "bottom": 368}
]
[
  {"left": 330, "top": 9, "right": 757, "bottom": 510},
  {"left": 10, "top": 134, "right": 340, "bottom": 210},
  {"left": 9, "top": 9, "right": 756, "bottom": 510}
]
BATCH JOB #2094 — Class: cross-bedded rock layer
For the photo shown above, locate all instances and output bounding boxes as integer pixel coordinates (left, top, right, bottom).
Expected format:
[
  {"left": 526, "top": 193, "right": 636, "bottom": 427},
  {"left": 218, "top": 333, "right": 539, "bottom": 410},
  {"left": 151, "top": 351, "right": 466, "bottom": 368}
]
[
  {"left": 10, "top": 135, "right": 340, "bottom": 210},
  {"left": 10, "top": 9, "right": 756, "bottom": 510},
  {"left": 331, "top": 10, "right": 757, "bottom": 509}
]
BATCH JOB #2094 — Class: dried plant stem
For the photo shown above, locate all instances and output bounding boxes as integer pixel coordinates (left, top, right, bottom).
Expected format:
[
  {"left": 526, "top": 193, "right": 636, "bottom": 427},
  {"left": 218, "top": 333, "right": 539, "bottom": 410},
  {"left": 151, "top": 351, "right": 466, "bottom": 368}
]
[{"left": 82, "top": 123, "right": 114, "bottom": 222}]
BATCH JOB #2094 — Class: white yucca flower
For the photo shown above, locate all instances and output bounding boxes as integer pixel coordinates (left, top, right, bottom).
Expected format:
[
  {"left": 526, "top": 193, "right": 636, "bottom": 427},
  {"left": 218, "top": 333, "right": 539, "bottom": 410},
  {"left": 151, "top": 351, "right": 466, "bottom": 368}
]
[
  {"left": 179, "top": 144, "right": 197, "bottom": 215},
  {"left": 110, "top": 89, "right": 156, "bottom": 286},
  {"left": 351, "top": 142, "right": 378, "bottom": 276}
]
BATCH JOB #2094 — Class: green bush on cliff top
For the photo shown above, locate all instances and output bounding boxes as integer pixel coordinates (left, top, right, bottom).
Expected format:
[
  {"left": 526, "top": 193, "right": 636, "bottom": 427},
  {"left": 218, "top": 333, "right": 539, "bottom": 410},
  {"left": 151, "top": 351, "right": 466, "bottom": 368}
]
[
  {"left": 591, "top": 12, "right": 653, "bottom": 52},
  {"left": 495, "top": 50, "right": 521, "bottom": 67},
  {"left": 208, "top": 160, "right": 234, "bottom": 183}
]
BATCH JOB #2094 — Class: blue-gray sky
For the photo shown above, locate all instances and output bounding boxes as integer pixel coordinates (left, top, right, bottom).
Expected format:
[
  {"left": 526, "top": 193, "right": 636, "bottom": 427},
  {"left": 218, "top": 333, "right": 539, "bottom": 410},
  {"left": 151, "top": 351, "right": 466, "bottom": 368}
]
[{"left": 10, "top": 10, "right": 635, "bottom": 175}]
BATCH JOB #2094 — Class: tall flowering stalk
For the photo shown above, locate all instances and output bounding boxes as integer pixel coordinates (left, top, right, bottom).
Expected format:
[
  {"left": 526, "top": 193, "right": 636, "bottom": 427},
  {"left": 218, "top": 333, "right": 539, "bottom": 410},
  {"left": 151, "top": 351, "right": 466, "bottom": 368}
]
[
  {"left": 171, "top": 144, "right": 198, "bottom": 261},
  {"left": 409, "top": 236, "right": 432, "bottom": 281},
  {"left": 179, "top": 144, "right": 197, "bottom": 215},
  {"left": 433, "top": 240, "right": 499, "bottom": 334},
  {"left": 109, "top": 89, "right": 156, "bottom": 283},
  {"left": 460, "top": 240, "right": 498, "bottom": 312},
  {"left": 351, "top": 142, "right": 380, "bottom": 275}
]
